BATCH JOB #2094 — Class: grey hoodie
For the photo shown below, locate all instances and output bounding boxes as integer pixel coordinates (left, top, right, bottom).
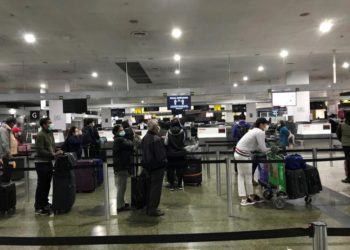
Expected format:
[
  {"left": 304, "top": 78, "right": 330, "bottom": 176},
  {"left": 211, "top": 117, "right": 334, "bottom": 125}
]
[{"left": 0, "top": 123, "right": 11, "bottom": 159}]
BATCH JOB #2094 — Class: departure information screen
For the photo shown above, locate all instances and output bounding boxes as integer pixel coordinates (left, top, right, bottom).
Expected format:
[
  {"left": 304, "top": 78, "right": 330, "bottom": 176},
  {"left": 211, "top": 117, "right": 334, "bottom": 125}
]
[{"left": 167, "top": 96, "right": 191, "bottom": 110}]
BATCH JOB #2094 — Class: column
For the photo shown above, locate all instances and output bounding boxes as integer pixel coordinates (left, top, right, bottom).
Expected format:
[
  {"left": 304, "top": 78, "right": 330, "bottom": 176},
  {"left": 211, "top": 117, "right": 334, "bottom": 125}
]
[{"left": 246, "top": 103, "right": 258, "bottom": 123}]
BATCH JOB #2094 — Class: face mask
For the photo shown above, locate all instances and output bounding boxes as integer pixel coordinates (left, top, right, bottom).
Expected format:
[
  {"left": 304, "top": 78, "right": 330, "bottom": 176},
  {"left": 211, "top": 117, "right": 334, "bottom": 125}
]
[
  {"left": 48, "top": 124, "right": 54, "bottom": 131},
  {"left": 264, "top": 125, "right": 269, "bottom": 131},
  {"left": 119, "top": 131, "right": 126, "bottom": 137}
]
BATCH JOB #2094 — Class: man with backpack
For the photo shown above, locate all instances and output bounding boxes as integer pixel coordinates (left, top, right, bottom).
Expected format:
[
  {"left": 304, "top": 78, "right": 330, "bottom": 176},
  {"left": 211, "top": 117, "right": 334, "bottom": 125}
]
[
  {"left": 82, "top": 119, "right": 101, "bottom": 158},
  {"left": 232, "top": 114, "right": 250, "bottom": 144}
]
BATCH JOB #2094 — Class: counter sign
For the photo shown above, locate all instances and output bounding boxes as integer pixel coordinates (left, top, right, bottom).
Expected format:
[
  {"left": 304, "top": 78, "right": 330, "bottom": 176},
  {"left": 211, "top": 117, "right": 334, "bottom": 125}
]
[{"left": 30, "top": 111, "right": 40, "bottom": 120}]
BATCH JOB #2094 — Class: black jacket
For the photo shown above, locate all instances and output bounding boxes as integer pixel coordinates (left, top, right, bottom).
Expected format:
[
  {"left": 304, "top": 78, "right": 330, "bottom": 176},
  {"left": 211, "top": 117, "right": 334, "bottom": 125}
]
[
  {"left": 113, "top": 135, "right": 134, "bottom": 172},
  {"left": 82, "top": 126, "right": 100, "bottom": 149},
  {"left": 165, "top": 126, "right": 186, "bottom": 157},
  {"left": 141, "top": 131, "right": 167, "bottom": 170},
  {"left": 64, "top": 135, "right": 83, "bottom": 159}
]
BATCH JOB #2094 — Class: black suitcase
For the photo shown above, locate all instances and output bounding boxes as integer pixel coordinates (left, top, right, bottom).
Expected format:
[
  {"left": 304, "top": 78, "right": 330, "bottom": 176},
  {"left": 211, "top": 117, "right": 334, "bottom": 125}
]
[
  {"left": 131, "top": 172, "right": 147, "bottom": 209},
  {"left": 184, "top": 159, "right": 202, "bottom": 185},
  {"left": 52, "top": 154, "right": 76, "bottom": 214},
  {"left": 304, "top": 165, "right": 322, "bottom": 194},
  {"left": 0, "top": 183, "right": 16, "bottom": 214},
  {"left": 285, "top": 169, "right": 308, "bottom": 199},
  {"left": 11, "top": 157, "right": 25, "bottom": 181}
]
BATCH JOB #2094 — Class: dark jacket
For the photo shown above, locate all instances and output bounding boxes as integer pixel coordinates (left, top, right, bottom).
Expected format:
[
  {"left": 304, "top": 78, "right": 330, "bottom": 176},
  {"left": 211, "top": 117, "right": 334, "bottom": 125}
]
[
  {"left": 124, "top": 127, "right": 134, "bottom": 142},
  {"left": 336, "top": 120, "right": 350, "bottom": 147},
  {"left": 113, "top": 135, "right": 134, "bottom": 172},
  {"left": 82, "top": 126, "right": 100, "bottom": 149},
  {"left": 164, "top": 126, "right": 185, "bottom": 155},
  {"left": 35, "top": 129, "right": 56, "bottom": 162},
  {"left": 141, "top": 131, "right": 167, "bottom": 170},
  {"left": 65, "top": 135, "right": 83, "bottom": 159}
]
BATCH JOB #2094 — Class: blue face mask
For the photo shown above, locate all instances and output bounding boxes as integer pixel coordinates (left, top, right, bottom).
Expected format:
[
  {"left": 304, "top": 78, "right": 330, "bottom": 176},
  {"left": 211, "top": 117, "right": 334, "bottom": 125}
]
[
  {"left": 119, "top": 131, "right": 126, "bottom": 137},
  {"left": 48, "top": 124, "right": 54, "bottom": 131}
]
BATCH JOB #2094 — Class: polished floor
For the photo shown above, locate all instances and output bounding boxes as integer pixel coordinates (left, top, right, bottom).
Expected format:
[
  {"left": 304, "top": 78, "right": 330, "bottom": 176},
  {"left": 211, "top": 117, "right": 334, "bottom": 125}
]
[{"left": 0, "top": 145, "right": 350, "bottom": 249}]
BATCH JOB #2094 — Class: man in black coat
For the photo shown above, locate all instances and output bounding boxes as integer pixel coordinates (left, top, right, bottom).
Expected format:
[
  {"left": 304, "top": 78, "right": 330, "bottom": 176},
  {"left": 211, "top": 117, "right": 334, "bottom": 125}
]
[{"left": 141, "top": 119, "right": 167, "bottom": 216}]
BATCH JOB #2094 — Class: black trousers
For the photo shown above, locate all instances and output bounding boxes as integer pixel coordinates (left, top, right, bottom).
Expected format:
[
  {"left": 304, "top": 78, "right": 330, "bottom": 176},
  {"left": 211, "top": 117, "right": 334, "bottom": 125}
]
[
  {"left": 34, "top": 162, "right": 53, "bottom": 209},
  {"left": 145, "top": 168, "right": 165, "bottom": 214},
  {"left": 343, "top": 146, "right": 350, "bottom": 178},
  {"left": 0, "top": 157, "right": 12, "bottom": 183},
  {"left": 167, "top": 156, "right": 186, "bottom": 186}
]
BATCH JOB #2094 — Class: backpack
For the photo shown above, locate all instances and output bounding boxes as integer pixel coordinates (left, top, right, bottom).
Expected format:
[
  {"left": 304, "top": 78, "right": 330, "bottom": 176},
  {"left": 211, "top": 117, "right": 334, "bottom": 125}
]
[
  {"left": 285, "top": 154, "right": 307, "bottom": 170},
  {"left": 236, "top": 125, "right": 249, "bottom": 140}
]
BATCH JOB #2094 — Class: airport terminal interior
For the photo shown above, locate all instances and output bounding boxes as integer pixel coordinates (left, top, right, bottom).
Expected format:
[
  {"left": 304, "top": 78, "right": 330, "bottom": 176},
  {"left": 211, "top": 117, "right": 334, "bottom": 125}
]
[{"left": 1, "top": 0, "right": 350, "bottom": 249}]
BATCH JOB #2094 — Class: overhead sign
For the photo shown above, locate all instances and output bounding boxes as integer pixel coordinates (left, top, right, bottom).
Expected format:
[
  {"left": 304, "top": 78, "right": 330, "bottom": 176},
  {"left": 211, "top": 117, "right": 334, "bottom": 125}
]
[
  {"left": 167, "top": 96, "right": 191, "bottom": 110},
  {"left": 214, "top": 105, "right": 222, "bottom": 112},
  {"left": 134, "top": 107, "right": 143, "bottom": 114},
  {"left": 30, "top": 111, "right": 40, "bottom": 120}
]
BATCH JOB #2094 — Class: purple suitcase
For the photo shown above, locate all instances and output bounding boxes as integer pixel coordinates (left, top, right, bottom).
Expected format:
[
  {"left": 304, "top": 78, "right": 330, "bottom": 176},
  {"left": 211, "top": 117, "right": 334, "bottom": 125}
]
[{"left": 75, "top": 159, "right": 97, "bottom": 192}]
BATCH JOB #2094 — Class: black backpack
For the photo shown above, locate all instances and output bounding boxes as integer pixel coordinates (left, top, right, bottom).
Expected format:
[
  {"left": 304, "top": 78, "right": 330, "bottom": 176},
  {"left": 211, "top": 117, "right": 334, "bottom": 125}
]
[{"left": 236, "top": 125, "right": 249, "bottom": 140}]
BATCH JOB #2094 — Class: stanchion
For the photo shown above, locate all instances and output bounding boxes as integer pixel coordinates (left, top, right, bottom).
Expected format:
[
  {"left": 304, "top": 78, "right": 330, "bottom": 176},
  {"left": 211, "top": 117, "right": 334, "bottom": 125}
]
[
  {"left": 24, "top": 156, "right": 30, "bottom": 202},
  {"left": 226, "top": 157, "right": 234, "bottom": 217},
  {"left": 103, "top": 162, "right": 110, "bottom": 220},
  {"left": 329, "top": 135, "right": 334, "bottom": 167},
  {"left": 206, "top": 144, "right": 211, "bottom": 179},
  {"left": 312, "top": 221, "right": 328, "bottom": 250},
  {"left": 216, "top": 151, "right": 221, "bottom": 196},
  {"left": 312, "top": 148, "right": 318, "bottom": 168}
]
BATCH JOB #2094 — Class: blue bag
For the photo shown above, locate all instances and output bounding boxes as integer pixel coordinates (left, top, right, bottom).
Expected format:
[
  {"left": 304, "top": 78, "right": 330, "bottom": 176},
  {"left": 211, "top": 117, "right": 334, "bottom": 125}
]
[{"left": 285, "top": 154, "right": 306, "bottom": 170}]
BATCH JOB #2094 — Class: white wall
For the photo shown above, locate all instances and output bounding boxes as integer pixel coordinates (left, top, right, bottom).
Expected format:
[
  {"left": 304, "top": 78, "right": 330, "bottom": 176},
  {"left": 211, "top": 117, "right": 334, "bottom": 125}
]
[{"left": 287, "top": 91, "right": 310, "bottom": 122}]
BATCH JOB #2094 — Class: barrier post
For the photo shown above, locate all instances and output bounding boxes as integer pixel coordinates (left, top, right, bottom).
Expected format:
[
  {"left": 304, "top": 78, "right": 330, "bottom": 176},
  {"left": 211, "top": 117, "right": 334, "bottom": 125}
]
[
  {"left": 312, "top": 221, "right": 328, "bottom": 250},
  {"left": 329, "top": 135, "right": 334, "bottom": 167},
  {"left": 24, "top": 156, "right": 30, "bottom": 202},
  {"left": 226, "top": 157, "right": 234, "bottom": 217},
  {"left": 216, "top": 151, "right": 221, "bottom": 196},
  {"left": 206, "top": 144, "right": 211, "bottom": 179},
  {"left": 312, "top": 148, "right": 318, "bottom": 168},
  {"left": 103, "top": 162, "right": 110, "bottom": 220}
]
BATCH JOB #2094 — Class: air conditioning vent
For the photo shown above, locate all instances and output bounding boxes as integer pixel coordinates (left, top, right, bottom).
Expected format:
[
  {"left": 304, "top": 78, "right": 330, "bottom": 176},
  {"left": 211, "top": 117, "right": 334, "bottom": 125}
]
[
  {"left": 130, "top": 31, "right": 149, "bottom": 38},
  {"left": 115, "top": 62, "right": 152, "bottom": 84}
]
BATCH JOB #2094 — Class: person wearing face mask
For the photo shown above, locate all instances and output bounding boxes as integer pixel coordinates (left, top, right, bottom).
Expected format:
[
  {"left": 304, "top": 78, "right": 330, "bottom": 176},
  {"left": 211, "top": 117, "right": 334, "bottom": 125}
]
[
  {"left": 82, "top": 119, "right": 101, "bottom": 158},
  {"left": 63, "top": 126, "right": 83, "bottom": 159},
  {"left": 34, "top": 118, "right": 63, "bottom": 215},
  {"left": 141, "top": 119, "right": 167, "bottom": 216},
  {"left": 0, "top": 117, "right": 17, "bottom": 183},
  {"left": 234, "top": 118, "right": 270, "bottom": 206},
  {"left": 112, "top": 125, "right": 134, "bottom": 212}
]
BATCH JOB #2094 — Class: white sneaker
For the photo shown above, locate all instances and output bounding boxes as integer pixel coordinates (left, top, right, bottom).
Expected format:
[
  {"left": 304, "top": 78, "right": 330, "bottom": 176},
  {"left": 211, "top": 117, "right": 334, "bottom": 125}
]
[{"left": 240, "top": 197, "right": 256, "bottom": 206}]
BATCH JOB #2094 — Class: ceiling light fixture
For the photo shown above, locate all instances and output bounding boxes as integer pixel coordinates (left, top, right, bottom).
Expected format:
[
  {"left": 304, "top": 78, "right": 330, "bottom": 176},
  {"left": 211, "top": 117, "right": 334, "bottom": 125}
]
[
  {"left": 258, "top": 66, "right": 265, "bottom": 72},
  {"left": 233, "top": 83, "right": 238, "bottom": 88},
  {"left": 319, "top": 19, "right": 333, "bottom": 33},
  {"left": 141, "top": 100, "right": 144, "bottom": 104},
  {"left": 173, "top": 54, "right": 181, "bottom": 62},
  {"left": 9, "top": 109, "right": 16, "bottom": 115},
  {"left": 342, "top": 62, "right": 349, "bottom": 69},
  {"left": 171, "top": 28, "right": 182, "bottom": 39},
  {"left": 174, "top": 69, "right": 180, "bottom": 75},
  {"left": 107, "top": 81, "right": 113, "bottom": 86},
  {"left": 91, "top": 72, "right": 98, "bottom": 78},
  {"left": 243, "top": 76, "right": 249, "bottom": 81},
  {"left": 23, "top": 33, "right": 36, "bottom": 43},
  {"left": 279, "top": 49, "right": 289, "bottom": 58},
  {"left": 40, "top": 83, "right": 46, "bottom": 89}
]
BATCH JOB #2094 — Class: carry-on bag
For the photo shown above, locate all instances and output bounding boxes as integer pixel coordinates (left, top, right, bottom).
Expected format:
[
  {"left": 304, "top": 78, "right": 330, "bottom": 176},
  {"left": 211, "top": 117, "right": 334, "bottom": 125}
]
[
  {"left": 285, "top": 154, "right": 306, "bottom": 170},
  {"left": 0, "top": 182, "right": 16, "bottom": 214},
  {"left": 183, "top": 158, "right": 202, "bottom": 185},
  {"left": 75, "top": 159, "right": 97, "bottom": 192},
  {"left": 131, "top": 171, "right": 147, "bottom": 209},
  {"left": 285, "top": 169, "right": 308, "bottom": 199},
  {"left": 304, "top": 165, "right": 322, "bottom": 194},
  {"left": 11, "top": 157, "right": 25, "bottom": 181}
]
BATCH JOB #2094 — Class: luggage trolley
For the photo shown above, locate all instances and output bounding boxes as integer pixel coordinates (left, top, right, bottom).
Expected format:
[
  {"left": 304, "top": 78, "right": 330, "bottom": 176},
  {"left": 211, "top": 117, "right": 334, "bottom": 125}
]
[{"left": 258, "top": 153, "right": 313, "bottom": 209}]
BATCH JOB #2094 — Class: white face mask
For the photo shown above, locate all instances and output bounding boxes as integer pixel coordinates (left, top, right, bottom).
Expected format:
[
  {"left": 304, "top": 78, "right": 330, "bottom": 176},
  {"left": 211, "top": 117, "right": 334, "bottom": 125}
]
[{"left": 264, "top": 125, "right": 269, "bottom": 131}]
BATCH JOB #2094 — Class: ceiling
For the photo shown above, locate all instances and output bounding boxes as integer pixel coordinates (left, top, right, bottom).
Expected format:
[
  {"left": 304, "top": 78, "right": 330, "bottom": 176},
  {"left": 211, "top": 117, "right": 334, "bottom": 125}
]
[{"left": 0, "top": 0, "right": 350, "bottom": 106}]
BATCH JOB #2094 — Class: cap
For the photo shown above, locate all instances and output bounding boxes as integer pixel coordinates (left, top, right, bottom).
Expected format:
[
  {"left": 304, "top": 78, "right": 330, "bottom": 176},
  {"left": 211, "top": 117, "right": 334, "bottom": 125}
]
[{"left": 255, "top": 117, "right": 269, "bottom": 128}]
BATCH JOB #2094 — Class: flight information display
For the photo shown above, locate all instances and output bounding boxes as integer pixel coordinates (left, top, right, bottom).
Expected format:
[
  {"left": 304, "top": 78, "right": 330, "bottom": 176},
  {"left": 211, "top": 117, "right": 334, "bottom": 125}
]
[{"left": 167, "top": 96, "right": 191, "bottom": 110}]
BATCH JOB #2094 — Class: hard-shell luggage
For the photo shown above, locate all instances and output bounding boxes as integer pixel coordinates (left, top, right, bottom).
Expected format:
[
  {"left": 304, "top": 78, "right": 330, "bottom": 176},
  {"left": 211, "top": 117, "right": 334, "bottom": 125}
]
[
  {"left": 131, "top": 172, "right": 147, "bottom": 209},
  {"left": 0, "top": 183, "right": 16, "bottom": 214},
  {"left": 285, "top": 169, "right": 308, "bottom": 199},
  {"left": 75, "top": 159, "right": 96, "bottom": 192},
  {"left": 304, "top": 165, "right": 322, "bottom": 194},
  {"left": 52, "top": 154, "right": 76, "bottom": 214},
  {"left": 183, "top": 159, "right": 202, "bottom": 185}
]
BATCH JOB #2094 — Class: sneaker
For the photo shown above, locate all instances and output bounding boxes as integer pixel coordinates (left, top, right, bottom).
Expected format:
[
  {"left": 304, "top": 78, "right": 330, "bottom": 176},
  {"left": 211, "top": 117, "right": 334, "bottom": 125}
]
[
  {"left": 169, "top": 186, "right": 175, "bottom": 191},
  {"left": 240, "top": 197, "right": 256, "bottom": 206},
  {"left": 177, "top": 184, "right": 184, "bottom": 190},
  {"left": 251, "top": 194, "right": 264, "bottom": 203},
  {"left": 35, "top": 208, "right": 51, "bottom": 215},
  {"left": 341, "top": 178, "right": 350, "bottom": 183},
  {"left": 148, "top": 210, "right": 165, "bottom": 217}
]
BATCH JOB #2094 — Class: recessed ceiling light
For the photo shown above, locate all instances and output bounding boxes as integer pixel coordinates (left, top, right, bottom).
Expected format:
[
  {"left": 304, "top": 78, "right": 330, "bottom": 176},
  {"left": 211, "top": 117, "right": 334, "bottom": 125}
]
[
  {"left": 91, "top": 72, "right": 98, "bottom": 78},
  {"left": 174, "top": 54, "right": 181, "bottom": 62},
  {"left": 279, "top": 49, "right": 289, "bottom": 58},
  {"left": 243, "top": 76, "right": 249, "bottom": 81},
  {"left": 141, "top": 100, "right": 144, "bottom": 104},
  {"left": 258, "top": 66, "right": 265, "bottom": 72},
  {"left": 23, "top": 33, "right": 36, "bottom": 43},
  {"left": 171, "top": 28, "right": 182, "bottom": 39},
  {"left": 342, "top": 62, "right": 349, "bottom": 69},
  {"left": 319, "top": 19, "right": 333, "bottom": 33},
  {"left": 174, "top": 69, "right": 180, "bottom": 75},
  {"left": 233, "top": 83, "right": 238, "bottom": 88},
  {"left": 107, "top": 81, "right": 113, "bottom": 86},
  {"left": 40, "top": 83, "right": 46, "bottom": 89}
]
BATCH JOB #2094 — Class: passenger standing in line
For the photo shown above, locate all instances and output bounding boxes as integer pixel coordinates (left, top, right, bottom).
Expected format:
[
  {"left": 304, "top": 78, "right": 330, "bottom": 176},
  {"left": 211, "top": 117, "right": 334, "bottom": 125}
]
[
  {"left": 82, "top": 118, "right": 100, "bottom": 158},
  {"left": 278, "top": 120, "right": 290, "bottom": 151},
  {"left": 234, "top": 118, "right": 270, "bottom": 206},
  {"left": 336, "top": 111, "right": 350, "bottom": 183},
  {"left": 113, "top": 125, "right": 134, "bottom": 212},
  {"left": 164, "top": 118, "right": 186, "bottom": 191},
  {"left": 34, "top": 118, "right": 63, "bottom": 215},
  {"left": 141, "top": 119, "right": 167, "bottom": 216},
  {"left": 0, "top": 117, "right": 17, "bottom": 183},
  {"left": 63, "top": 126, "right": 83, "bottom": 159},
  {"left": 122, "top": 120, "right": 135, "bottom": 142}
]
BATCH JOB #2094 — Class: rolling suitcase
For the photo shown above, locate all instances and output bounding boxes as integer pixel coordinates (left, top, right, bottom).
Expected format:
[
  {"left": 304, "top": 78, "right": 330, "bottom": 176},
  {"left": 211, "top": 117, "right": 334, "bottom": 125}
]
[
  {"left": 52, "top": 154, "right": 76, "bottom": 214},
  {"left": 183, "top": 159, "right": 202, "bottom": 185},
  {"left": 75, "top": 159, "right": 97, "bottom": 192},
  {"left": 0, "top": 183, "right": 16, "bottom": 214},
  {"left": 304, "top": 165, "right": 322, "bottom": 194},
  {"left": 285, "top": 169, "right": 308, "bottom": 199},
  {"left": 11, "top": 157, "right": 25, "bottom": 181},
  {"left": 131, "top": 171, "right": 147, "bottom": 209}
]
